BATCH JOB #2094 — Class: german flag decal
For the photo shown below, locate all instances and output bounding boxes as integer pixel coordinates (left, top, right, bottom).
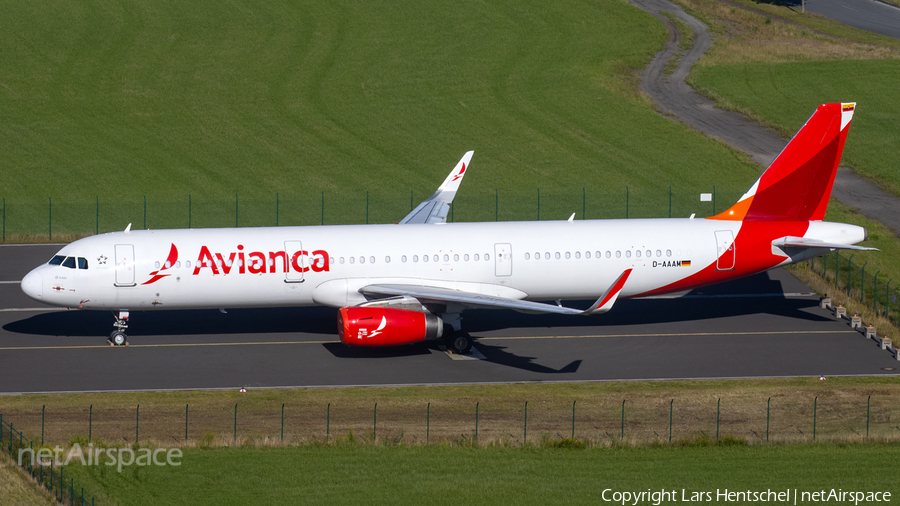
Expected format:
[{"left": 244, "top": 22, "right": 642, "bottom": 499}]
[{"left": 682, "top": 260, "right": 692, "bottom": 267}]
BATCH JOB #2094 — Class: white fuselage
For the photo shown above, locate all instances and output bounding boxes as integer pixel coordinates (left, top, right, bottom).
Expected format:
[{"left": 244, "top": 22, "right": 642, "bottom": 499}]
[{"left": 20, "top": 217, "right": 866, "bottom": 312}]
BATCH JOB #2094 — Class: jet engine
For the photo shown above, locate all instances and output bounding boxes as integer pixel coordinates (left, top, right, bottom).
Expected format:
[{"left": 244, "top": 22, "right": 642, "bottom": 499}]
[{"left": 338, "top": 307, "right": 443, "bottom": 346}]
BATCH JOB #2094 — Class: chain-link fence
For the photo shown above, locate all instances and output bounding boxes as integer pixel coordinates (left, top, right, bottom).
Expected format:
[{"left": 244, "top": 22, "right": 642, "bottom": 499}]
[
  {"left": 1, "top": 414, "right": 97, "bottom": 505},
  {"left": 0, "top": 186, "right": 744, "bottom": 242},
  {"left": 3, "top": 391, "right": 899, "bottom": 450}
]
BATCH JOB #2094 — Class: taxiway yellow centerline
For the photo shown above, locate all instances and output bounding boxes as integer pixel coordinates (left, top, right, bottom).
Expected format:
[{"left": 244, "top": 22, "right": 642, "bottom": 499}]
[{"left": 0, "top": 329, "right": 855, "bottom": 351}]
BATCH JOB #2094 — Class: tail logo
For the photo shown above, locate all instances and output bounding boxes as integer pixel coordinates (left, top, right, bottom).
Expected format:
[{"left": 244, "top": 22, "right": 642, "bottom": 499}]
[{"left": 142, "top": 243, "right": 178, "bottom": 285}]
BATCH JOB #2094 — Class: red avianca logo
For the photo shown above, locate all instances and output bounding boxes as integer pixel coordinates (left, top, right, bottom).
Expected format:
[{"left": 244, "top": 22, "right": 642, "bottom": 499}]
[{"left": 142, "top": 244, "right": 330, "bottom": 285}]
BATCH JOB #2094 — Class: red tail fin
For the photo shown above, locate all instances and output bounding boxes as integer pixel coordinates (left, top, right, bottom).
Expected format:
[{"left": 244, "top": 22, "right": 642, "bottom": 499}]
[{"left": 711, "top": 103, "right": 854, "bottom": 222}]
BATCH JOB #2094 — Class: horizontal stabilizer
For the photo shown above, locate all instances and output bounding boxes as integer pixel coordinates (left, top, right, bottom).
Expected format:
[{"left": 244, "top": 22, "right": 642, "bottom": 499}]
[
  {"left": 360, "top": 269, "right": 632, "bottom": 315},
  {"left": 773, "top": 236, "right": 878, "bottom": 251},
  {"left": 400, "top": 151, "right": 474, "bottom": 225}
]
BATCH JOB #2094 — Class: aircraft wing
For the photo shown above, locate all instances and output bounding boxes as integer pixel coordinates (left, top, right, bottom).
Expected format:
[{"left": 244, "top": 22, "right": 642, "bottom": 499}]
[
  {"left": 772, "top": 236, "right": 878, "bottom": 251},
  {"left": 399, "top": 151, "right": 474, "bottom": 224},
  {"left": 360, "top": 269, "right": 632, "bottom": 315}
]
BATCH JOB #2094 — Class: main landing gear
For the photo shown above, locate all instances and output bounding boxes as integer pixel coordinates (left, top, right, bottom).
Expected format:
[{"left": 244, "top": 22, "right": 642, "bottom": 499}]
[
  {"left": 442, "top": 313, "right": 473, "bottom": 355},
  {"left": 108, "top": 311, "right": 129, "bottom": 346}
]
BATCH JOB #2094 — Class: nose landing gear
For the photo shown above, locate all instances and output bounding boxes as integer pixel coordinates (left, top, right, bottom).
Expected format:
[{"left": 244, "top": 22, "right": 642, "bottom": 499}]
[{"left": 108, "top": 311, "right": 129, "bottom": 346}]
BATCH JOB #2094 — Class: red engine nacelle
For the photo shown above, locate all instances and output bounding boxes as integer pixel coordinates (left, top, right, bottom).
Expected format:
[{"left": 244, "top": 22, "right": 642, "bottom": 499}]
[{"left": 338, "top": 307, "right": 443, "bottom": 346}]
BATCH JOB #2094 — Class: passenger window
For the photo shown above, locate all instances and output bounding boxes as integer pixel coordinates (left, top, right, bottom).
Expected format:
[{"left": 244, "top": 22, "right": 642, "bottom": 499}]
[
  {"left": 423, "top": 255, "right": 429, "bottom": 263},
  {"left": 626, "top": 250, "right": 632, "bottom": 258},
  {"left": 555, "top": 252, "right": 561, "bottom": 260},
  {"left": 565, "top": 252, "right": 571, "bottom": 259},
  {"left": 443, "top": 254, "right": 449, "bottom": 262},
  {"left": 646, "top": 250, "right": 651, "bottom": 258},
  {"left": 595, "top": 251, "right": 601, "bottom": 258},
  {"left": 340, "top": 257, "right": 345, "bottom": 264},
  {"left": 484, "top": 254, "right": 490, "bottom": 261},
  {"left": 433, "top": 255, "right": 439, "bottom": 262},
  {"left": 413, "top": 255, "right": 419, "bottom": 263},
  {"left": 575, "top": 251, "right": 581, "bottom": 259},
  {"left": 585, "top": 251, "right": 591, "bottom": 259},
  {"left": 525, "top": 252, "right": 531, "bottom": 260},
  {"left": 385, "top": 256, "right": 391, "bottom": 263},
  {"left": 62, "top": 257, "right": 76, "bottom": 269},
  {"left": 360, "top": 256, "right": 366, "bottom": 264},
  {"left": 667, "top": 250, "right": 672, "bottom": 257},
  {"left": 350, "top": 257, "right": 355, "bottom": 264},
  {"left": 606, "top": 251, "right": 611, "bottom": 258},
  {"left": 186, "top": 261, "right": 192, "bottom": 268},
  {"left": 474, "top": 254, "right": 480, "bottom": 261},
  {"left": 454, "top": 254, "right": 459, "bottom": 262},
  {"left": 544, "top": 252, "right": 550, "bottom": 260},
  {"left": 49, "top": 255, "right": 65, "bottom": 266},
  {"left": 464, "top": 254, "right": 470, "bottom": 261},
  {"left": 369, "top": 256, "right": 375, "bottom": 264},
  {"left": 616, "top": 251, "right": 621, "bottom": 258},
  {"left": 635, "top": 250, "right": 641, "bottom": 258},
  {"left": 78, "top": 257, "right": 88, "bottom": 269},
  {"left": 402, "top": 256, "right": 407, "bottom": 263}
]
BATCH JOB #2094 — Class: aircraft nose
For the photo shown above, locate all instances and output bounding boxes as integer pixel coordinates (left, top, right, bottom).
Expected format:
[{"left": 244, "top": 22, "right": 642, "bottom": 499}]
[{"left": 21, "top": 270, "right": 42, "bottom": 301}]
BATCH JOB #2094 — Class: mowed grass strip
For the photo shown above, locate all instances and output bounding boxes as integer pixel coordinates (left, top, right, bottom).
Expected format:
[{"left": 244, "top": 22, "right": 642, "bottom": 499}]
[
  {"left": 3, "top": 377, "right": 900, "bottom": 448},
  {"left": 0, "top": 0, "right": 764, "bottom": 239},
  {"left": 63, "top": 443, "right": 900, "bottom": 506}
]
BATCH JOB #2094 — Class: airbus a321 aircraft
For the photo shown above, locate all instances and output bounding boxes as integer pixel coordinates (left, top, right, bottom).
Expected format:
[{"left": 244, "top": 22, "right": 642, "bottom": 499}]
[{"left": 21, "top": 103, "right": 874, "bottom": 353}]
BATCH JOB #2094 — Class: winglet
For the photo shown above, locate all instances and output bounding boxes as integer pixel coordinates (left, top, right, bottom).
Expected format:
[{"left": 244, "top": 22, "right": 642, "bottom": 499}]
[
  {"left": 580, "top": 268, "right": 632, "bottom": 314},
  {"left": 400, "top": 151, "right": 474, "bottom": 224}
]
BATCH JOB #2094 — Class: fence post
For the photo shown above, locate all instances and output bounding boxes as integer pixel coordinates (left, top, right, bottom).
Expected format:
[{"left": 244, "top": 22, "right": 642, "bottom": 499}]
[
  {"left": 669, "top": 399, "right": 673, "bottom": 442},
  {"left": 887, "top": 280, "right": 892, "bottom": 321},
  {"left": 582, "top": 187, "right": 586, "bottom": 220},
  {"left": 135, "top": 405, "right": 139, "bottom": 443},
  {"left": 475, "top": 402, "right": 479, "bottom": 441},
  {"left": 813, "top": 396, "right": 817, "bottom": 441},
  {"left": 281, "top": 404, "right": 285, "bottom": 442},
  {"left": 861, "top": 262, "right": 867, "bottom": 302},
  {"left": 875, "top": 272, "right": 880, "bottom": 312},
  {"left": 866, "top": 395, "right": 870, "bottom": 440},
  {"left": 188, "top": 194, "right": 192, "bottom": 228},
  {"left": 847, "top": 254, "right": 854, "bottom": 292},
  {"left": 426, "top": 403, "right": 429, "bottom": 444},
  {"left": 59, "top": 466, "right": 62, "bottom": 502},
  {"left": 373, "top": 403, "right": 377, "bottom": 441},
  {"left": 716, "top": 398, "right": 720, "bottom": 441},
  {"left": 835, "top": 250, "right": 839, "bottom": 287},
  {"left": 41, "top": 405, "right": 45, "bottom": 445},
  {"left": 185, "top": 404, "right": 188, "bottom": 442},
  {"left": 70, "top": 478, "right": 73, "bottom": 506},
  {"left": 326, "top": 403, "right": 330, "bottom": 438},
  {"left": 572, "top": 400, "right": 576, "bottom": 440},
  {"left": 50, "top": 460, "right": 53, "bottom": 492},
  {"left": 234, "top": 404, "right": 237, "bottom": 442},
  {"left": 524, "top": 401, "right": 528, "bottom": 443},
  {"left": 766, "top": 397, "right": 770, "bottom": 442},
  {"left": 621, "top": 400, "right": 625, "bottom": 440}
]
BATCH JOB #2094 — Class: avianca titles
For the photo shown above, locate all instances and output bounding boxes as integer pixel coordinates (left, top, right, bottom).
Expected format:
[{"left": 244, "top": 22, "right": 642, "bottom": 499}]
[{"left": 21, "top": 103, "right": 874, "bottom": 353}]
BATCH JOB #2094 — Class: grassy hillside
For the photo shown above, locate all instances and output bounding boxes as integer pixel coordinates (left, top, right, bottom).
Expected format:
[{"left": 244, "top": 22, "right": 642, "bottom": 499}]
[{"left": 0, "top": 0, "right": 762, "bottom": 237}]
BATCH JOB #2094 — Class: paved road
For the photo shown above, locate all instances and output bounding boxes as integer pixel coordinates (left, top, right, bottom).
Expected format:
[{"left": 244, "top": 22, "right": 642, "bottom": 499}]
[
  {"left": 802, "top": 0, "right": 900, "bottom": 39},
  {"left": 0, "top": 245, "right": 895, "bottom": 394},
  {"left": 627, "top": 0, "right": 900, "bottom": 236}
]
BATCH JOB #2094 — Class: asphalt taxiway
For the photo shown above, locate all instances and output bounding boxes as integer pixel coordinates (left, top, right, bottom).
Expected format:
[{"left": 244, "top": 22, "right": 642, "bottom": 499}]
[{"left": 0, "top": 244, "right": 896, "bottom": 394}]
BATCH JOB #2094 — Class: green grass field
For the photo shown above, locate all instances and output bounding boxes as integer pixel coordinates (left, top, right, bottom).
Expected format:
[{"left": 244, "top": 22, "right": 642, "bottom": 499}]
[
  {"left": 0, "top": 0, "right": 765, "bottom": 239},
  {"left": 61, "top": 444, "right": 900, "bottom": 506},
  {"left": 691, "top": 60, "right": 900, "bottom": 196}
]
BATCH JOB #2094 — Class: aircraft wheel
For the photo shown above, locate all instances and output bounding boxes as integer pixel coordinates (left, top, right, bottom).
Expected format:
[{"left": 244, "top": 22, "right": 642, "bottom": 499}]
[
  {"left": 446, "top": 332, "right": 472, "bottom": 355},
  {"left": 109, "top": 330, "right": 128, "bottom": 346}
]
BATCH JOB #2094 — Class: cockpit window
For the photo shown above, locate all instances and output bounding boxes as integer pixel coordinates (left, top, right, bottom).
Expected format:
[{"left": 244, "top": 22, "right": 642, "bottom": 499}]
[
  {"left": 49, "top": 255, "right": 65, "bottom": 266},
  {"left": 77, "top": 257, "right": 88, "bottom": 269},
  {"left": 62, "top": 256, "right": 76, "bottom": 269}
]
